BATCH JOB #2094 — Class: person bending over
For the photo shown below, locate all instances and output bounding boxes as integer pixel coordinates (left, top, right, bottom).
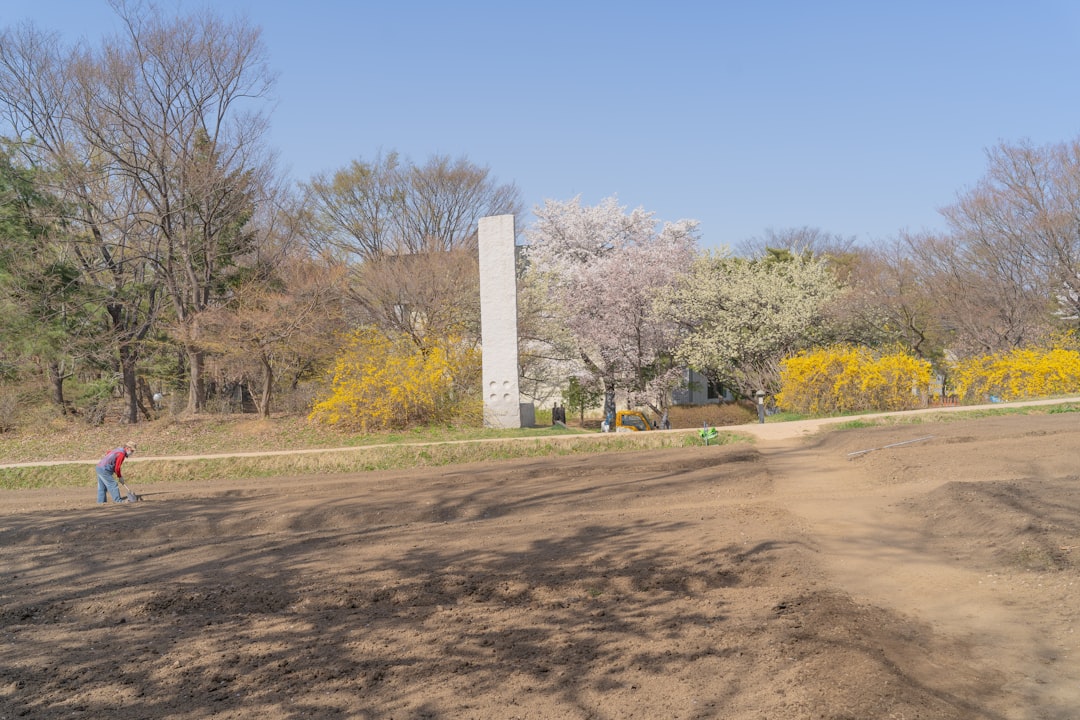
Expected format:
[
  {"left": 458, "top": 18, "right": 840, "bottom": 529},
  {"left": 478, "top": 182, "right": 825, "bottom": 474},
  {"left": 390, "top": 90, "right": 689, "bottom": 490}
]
[{"left": 96, "top": 442, "right": 137, "bottom": 504}]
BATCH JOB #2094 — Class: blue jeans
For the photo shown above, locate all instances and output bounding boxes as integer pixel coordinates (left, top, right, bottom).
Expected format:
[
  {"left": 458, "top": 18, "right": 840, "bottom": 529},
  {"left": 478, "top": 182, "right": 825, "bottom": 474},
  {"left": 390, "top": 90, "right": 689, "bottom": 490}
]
[{"left": 96, "top": 467, "right": 123, "bottom": 503}]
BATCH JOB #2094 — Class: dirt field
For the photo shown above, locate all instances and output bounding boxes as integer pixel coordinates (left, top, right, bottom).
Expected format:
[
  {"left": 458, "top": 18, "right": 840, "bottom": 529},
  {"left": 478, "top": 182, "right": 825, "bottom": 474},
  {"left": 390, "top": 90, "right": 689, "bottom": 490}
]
[{"left": 2, "top": 412, "right": 1079, "bottom": 719}]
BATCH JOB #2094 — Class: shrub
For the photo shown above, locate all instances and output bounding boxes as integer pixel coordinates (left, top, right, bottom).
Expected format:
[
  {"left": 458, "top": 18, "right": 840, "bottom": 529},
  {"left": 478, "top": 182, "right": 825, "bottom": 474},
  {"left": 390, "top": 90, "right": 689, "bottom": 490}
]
[
  {"left": 949, "top": 347, "right": 1080, "bottom": 403},
  {"left": 309, "top": 328, "right": 481, "bottom": 432},
  {"left": 776, "top": 345, "right": 932, "bottom": 415}
]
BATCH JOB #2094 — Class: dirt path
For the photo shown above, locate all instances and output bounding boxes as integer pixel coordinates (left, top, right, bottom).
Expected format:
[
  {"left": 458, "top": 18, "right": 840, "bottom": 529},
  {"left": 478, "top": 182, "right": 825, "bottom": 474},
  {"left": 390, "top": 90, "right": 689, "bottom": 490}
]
[
  {"left": 2, "top": 410, "right": 1079, "bottom": 719},
  {"left": 759, "top": 423, "right": 1080, "bottom": 718}
]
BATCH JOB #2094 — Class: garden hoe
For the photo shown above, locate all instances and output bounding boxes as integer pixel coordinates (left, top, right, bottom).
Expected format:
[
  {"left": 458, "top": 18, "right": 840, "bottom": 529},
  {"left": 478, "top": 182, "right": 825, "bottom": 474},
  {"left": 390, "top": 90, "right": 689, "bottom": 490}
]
[{"left": 117, "top": 479, "right": 140, "bottom": 503}]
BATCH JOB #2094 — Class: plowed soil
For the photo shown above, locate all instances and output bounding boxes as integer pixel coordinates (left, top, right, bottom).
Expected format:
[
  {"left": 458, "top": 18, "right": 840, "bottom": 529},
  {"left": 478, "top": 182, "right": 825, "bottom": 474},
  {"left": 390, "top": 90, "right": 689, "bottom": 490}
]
[{"left": 2, "top": 412, "right": 1079, "bottom": 719}]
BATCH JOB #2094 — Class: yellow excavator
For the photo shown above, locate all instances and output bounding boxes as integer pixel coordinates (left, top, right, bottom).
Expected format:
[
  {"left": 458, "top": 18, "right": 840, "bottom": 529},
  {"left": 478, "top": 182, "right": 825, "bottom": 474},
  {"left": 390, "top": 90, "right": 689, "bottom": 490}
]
[{"left": 611, "top": 409, "right": 654, "bottom": 432}]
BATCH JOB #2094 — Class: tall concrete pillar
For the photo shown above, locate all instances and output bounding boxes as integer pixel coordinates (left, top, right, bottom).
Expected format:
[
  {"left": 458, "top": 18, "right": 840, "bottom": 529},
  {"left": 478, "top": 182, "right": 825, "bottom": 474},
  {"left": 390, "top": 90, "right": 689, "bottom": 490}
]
[{"left": 478, "top": 214, "right": 521, "bottom": 428}]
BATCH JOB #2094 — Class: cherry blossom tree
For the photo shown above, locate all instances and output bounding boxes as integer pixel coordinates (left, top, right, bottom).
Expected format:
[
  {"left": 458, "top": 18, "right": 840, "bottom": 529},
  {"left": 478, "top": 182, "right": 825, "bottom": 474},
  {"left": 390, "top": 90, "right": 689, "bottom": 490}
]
[
  {"left": 665, "top": 247, "right": 841, "bottom": 400},
  {"left": 523, "top": 196, "right": 698, "bottom": 421}
]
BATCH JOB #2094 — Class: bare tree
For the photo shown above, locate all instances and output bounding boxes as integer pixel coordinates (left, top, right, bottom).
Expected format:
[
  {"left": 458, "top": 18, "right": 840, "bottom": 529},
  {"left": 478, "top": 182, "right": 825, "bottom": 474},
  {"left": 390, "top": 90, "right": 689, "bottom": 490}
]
[
  {"left": 830, "top": 235, "right": 949, "bottom": 360},
  {"left": 401, "top": 154, "right": 522, "bottom": 253},
  {"left": 203, "top": 257, "right": 343, "bottom": 418},
  {"left": 972, "top": 140, "right": 1080, "bottom": 322},
  {"left": 908, "top": 227, "right": 1051, "bottom": 357},
  {"left": 929, "top": 141, "right": 1070, "bottom": 355},
  {"left": 307, "top": 152, "right": 522, "bottom": 348},
  {"left": 737, "top": 226, "right": 859, "bottom": 259},
  {"left": 306, "top": 151, "right": 405, "bottom": 261},
  {"left": 0, "top": 22, "right": 161, "bottom": 423},
  {"left": 0, "top": 2, "right": 277, "bottom": 419},
  {"left": 310, "top": 152, "right": 522, "bottom": 261},
  {"left": 201, "top": 186, "right": 344, "bottom": 418},
  {"left": 345, "top": 243, "right": 481, "bottom": 349},
  {"left": 81, "top": 2, "right": 277, "bottom": 413}
]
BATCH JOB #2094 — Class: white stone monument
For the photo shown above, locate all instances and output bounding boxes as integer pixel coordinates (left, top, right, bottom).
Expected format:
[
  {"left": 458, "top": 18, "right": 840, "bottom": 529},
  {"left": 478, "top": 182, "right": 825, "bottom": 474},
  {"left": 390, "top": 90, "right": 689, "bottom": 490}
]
[{"left": 478, "top": 214, "right": 522, "bottom": 428}]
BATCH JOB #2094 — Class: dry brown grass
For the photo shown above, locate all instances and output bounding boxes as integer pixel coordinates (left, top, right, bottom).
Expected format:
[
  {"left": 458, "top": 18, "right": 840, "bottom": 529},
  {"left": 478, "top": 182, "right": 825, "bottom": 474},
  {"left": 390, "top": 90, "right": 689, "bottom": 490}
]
[
  {"left": 667, "top": 401, "right": 757, "bottom": 428},
  {"left": 0, "top": 420, "right": 747, "bottom": 490},
  {"left": 0, "top": 403, "right": 760, "bottom": 490},
  {"left": 567, "top": 402, "right": 757, "bottom": 431}
]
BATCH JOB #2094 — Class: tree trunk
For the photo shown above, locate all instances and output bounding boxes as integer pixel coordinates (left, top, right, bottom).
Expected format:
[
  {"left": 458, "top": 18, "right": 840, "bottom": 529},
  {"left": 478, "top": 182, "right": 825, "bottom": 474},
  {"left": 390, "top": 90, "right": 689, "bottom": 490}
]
[
  {"left": 187, "top": 347, "right": 206, "bottom": 413},
  {"left": 603, "top": 383, "right": 616, "bottom": 425},
  {"left": 47, "top": 361, "right": 67, "bottom": 414},
  {"left": 258, "top": 352, "right": 273, "bottom": 419},
  {"left": 135, "top": 376, "right": 154, "bottom": 421},
  {"left": 120, "top": 344, "right": 139, "bottom": 424}
]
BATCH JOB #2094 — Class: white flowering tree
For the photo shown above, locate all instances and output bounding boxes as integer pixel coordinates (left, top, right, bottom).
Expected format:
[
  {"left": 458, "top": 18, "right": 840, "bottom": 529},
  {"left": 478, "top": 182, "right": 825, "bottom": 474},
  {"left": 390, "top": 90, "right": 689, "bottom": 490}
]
[
  {"left": 524, "top": 196, "right": 698, "bottom": 420},
  {"left": 665, "top": 248, "right": 842, "bottom": 400}
]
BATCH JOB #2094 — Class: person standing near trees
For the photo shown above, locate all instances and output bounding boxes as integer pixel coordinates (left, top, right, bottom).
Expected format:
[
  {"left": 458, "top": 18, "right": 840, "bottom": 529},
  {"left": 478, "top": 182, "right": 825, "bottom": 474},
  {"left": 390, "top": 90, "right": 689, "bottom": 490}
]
[{"left": 96, "top": 442, "right": 137, "bottom": 504}]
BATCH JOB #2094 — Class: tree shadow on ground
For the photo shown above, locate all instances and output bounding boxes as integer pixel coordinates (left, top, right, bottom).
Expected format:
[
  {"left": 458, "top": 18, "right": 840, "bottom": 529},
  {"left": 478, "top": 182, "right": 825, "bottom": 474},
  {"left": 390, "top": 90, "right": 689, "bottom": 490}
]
[{"left": 0, "top": 445, "right": 1016, "bottom": 719}]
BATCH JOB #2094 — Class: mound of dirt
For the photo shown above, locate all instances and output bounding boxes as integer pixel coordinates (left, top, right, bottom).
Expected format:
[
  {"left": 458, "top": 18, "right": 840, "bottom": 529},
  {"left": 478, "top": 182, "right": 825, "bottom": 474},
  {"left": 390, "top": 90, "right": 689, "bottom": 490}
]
[
  {"left": 3, "top": 415, "right": 1080, "bottom": 718},
  {"left": 904, "top": 479, "right": 1080, "bottom": 572}
]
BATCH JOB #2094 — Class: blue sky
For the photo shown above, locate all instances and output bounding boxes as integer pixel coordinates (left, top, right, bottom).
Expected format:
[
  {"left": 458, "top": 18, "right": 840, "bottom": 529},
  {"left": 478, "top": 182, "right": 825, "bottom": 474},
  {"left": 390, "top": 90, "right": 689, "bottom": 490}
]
[{"left": 8, "top": 1, "right": 1080, "bottom": 249}]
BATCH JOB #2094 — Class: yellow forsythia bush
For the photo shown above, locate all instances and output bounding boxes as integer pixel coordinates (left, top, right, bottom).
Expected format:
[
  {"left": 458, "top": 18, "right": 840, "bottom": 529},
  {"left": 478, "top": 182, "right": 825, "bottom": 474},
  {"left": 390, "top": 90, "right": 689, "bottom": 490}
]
[
  {"left": 776, "top": 345, "right": 933, "bottom": 415},
  {"left": 309, "top": 327, "right": 481, "bottom": 431},
  {"left": 948, "top": 347, "right": 1080, "bottom": 403}
]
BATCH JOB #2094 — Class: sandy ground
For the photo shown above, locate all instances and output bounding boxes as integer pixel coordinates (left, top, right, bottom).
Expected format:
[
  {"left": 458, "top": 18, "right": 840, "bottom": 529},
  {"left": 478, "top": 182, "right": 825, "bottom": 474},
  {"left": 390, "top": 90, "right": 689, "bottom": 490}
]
[{"left": 2, "top": 410, "right": 1079, "bottom": 719}]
